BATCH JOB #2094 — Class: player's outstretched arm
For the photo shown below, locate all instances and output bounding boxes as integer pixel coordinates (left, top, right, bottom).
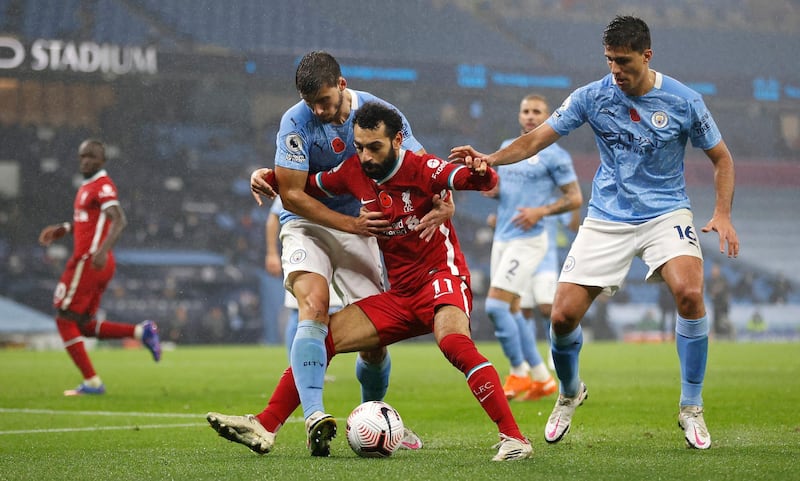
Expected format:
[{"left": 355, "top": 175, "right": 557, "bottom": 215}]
[
  {"left": 38, "top": 223, "right": 71, "bottom": 246},
  {"left": 700, "top": 140, "right": 739, "bottom": 258}
]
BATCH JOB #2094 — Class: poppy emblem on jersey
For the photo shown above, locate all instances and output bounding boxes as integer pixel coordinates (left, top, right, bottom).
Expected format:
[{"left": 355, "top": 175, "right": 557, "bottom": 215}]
[
  {"left": 331, "top": 137, "right": 346, "bottom": 154},
  {"left": 651, "top": 111, "right": 669, "bottom": 128},
  {"left": 427, "top": 158, "right": 440, "bottom": 169},
  {"left": 285, "top": 133, "right": 303, "bottom": 152},
  {"left": 379, "top": 191, "right": 393, "bottom": 208},
  {"left": 289, "top": 249, "right": 307, "bottom": 264},
  {"left": 629, "top": 108, "right": 641, "bottom": 122}
]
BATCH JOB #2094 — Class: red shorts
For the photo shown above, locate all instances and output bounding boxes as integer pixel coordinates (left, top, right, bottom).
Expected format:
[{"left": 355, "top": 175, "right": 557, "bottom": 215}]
[
  {"left": 53, "top": 253, "right": 115, "bottom": 317},
  {"left": 355, "top": 271, "right": 473, "bottom": 346}
]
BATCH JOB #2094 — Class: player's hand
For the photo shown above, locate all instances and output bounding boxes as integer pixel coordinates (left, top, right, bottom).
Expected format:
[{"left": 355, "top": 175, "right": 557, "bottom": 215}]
[
  {"left": 415, "top": 192, "right": 455, "bottom": 242},
  {"left": 250, "top": 168, "right": 278, "bottom": 206},
  {"left": 449, "top": 145, "right": 486, "bottom": 164},
  {"left": 91, "top": 250, "right": 108, "bottom": 270},
  {"left": 355, "top": 207, "right": 391, "bottom": 237},
  {"left": 464, "top": 155, "right": 488, "bottom": 175},
  {"left": 38, "top": 224, "right": 68, "bottom": 246},
  {"left": 512, "top": 206, "right": 546, "bottom": 231},
  {"left": 265, "top": 252, "right": 282, "bottom": 276},
  {"left": 486, "top": 213, "right": 497, "bottom": 229},
  {"left": 702, "top": 216, "right": 739, "bottom": 258}
]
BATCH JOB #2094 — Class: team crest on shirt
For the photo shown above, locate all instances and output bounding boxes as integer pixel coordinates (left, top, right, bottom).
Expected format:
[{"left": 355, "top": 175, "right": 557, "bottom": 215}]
[
  {"left": 289, "top": 249, "right": 307, "bottom": 264},
  {"left": 651, "top": 111, "right": 669, "bottom": 128},
  {"left": 562, "top": 255, "right": 576, "bottom": 272},
  {"left": 331, "top": 137, "right": 346, "bottom": 154}
]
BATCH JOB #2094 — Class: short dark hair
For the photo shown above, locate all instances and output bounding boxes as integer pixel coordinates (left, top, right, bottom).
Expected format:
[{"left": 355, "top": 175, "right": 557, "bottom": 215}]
[
  {"left": 295, "top": 51, "right": 341, "bottom": 97},
  {"left": 603, "top": 15, "right": 651, "bottom": 52},
  {"left": 353, "top": 102, "right": 403, "bottom": 139},
  {"left": 81, "top": 139, "right": 106, "bottom": 159}
]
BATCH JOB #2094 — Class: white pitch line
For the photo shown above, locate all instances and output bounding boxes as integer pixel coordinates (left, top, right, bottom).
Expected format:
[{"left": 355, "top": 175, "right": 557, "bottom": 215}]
[
  {"left": 0, "top": 408, "right": 201, "bottom": 418},
  {"left": 0, "top": 423, "right": 205, "bottom": 435}
]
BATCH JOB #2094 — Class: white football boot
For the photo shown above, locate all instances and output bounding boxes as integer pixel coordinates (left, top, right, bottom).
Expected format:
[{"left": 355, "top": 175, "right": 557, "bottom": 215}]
[{"left": 206, "top": 412, "right": 275, "bottom": 454}]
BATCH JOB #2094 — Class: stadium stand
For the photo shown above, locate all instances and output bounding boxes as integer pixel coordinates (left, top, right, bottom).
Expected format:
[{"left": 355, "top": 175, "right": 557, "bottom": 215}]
[{"left": 0, "top": 0, "right": 796, "bottom": 344}]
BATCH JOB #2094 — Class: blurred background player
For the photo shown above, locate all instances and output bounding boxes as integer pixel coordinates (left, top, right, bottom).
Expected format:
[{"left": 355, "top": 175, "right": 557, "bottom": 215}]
[
  {"left": 482, "top": 94, "right": 582, "bottom": 401},
  {"left": 38, "top": 139, "right": 161, "bottom": 396},
  {"left": 451, "top": 15, "right": 739, "bottom": 450}
]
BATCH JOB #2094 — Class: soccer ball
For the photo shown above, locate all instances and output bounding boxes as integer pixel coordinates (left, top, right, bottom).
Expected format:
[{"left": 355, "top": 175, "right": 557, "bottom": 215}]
[{"left": 345, "top": 401, "right": 404, "bottom": 458}]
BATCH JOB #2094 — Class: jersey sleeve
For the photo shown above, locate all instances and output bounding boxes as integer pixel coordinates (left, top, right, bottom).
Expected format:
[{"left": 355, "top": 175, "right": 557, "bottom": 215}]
[
  {"left": 274, "top": 105, "right": 311, "bottom": 172},
  {"left": 97, "top": 178, "right": 120, "bottom": 210},
  {"left": 546, "top": 86, "right": 590, "bottom": 137},
  {"left": 308, "top": 156, "right": 357, "bottom": 198},
  {"left": 422, "top": 155, "right": 498, "bottom": 193},
  {"left": 688, "top": 97, "right": 722, "bottom": 150}
]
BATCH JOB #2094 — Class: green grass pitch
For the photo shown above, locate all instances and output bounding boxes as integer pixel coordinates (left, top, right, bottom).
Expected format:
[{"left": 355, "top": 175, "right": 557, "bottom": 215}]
[{"left": 1, "top": 341, "right": 797, "bottom": 480}]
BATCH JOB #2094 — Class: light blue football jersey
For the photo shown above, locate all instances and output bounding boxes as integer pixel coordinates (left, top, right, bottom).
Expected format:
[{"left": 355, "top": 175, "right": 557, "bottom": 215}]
[
  {"left": 546, "top": 71, "right": 722, "bottom": 223},
  {"left": 493, "top": 139, "right": 577, "bottom": 242},
  {"left": 274, "top": 89, "right": 422, "bottom": 224}
]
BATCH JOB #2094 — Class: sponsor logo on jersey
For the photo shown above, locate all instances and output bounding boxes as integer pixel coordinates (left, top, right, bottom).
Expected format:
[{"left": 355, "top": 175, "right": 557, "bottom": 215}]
[
  {"left": 431, "top": 160, "right": 447, "bottom": 180},
  {"left": 651, "top": 111, "right": 669, "bottom": 128},
  {"left": 331, "top": 137, "right": 345, "bottom": 154},
  {"left": 74, "top": 210, "right": 89, "bottom": 222}
]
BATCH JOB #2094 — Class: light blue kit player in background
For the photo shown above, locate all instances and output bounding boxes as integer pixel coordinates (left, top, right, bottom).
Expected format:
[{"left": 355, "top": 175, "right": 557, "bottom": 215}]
[
  {"left": 452, "top": 16, "right": 739, "bottom": 450},
  {"left": 484, "top": 93, "right": 582, "bottom": 403}
]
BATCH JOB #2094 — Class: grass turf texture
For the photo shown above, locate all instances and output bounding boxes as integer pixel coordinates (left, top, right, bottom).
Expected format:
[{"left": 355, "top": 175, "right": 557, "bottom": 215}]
[{"left": 1, "top": 341, "right": 797, "bottom": 480}]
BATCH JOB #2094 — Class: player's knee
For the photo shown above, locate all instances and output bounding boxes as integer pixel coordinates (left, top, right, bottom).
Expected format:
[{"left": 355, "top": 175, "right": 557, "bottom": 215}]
[
  {"left": 359, "top": 346, "right": 387, "bottom": 365},
  {"left": 549, "top": 310, "right": 579, "bottom": 336},
  {"left": 673, "top": 285, "right": 704, "bottom": 317}
]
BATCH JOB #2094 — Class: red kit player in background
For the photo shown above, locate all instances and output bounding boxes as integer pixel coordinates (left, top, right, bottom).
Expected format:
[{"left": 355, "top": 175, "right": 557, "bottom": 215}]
[{"left": 38, "top": 139, "right": 162, "bottom": 396}]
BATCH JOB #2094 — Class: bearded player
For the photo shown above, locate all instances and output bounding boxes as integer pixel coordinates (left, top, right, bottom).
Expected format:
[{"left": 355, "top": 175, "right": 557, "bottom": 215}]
[{"left": 209, "top": 102, "right": 532, "bottom": 461}]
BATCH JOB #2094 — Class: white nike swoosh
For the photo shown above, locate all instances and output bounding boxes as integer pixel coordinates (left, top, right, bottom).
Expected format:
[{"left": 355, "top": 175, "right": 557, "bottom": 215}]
[
  {"left": 478, "top": 390, "right": 494, "bottom": 403},
  {"left": 360, "top": 198, "right": 376, "bottom": 205}
]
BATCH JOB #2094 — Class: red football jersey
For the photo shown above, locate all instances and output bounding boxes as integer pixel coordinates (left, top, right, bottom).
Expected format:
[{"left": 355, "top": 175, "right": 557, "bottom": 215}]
[
  {"left": 310, "top": 150, "right": 497, "bottom": 292},
  {"left": 71, "top": 169, "right": 120, "bottom": 257}
]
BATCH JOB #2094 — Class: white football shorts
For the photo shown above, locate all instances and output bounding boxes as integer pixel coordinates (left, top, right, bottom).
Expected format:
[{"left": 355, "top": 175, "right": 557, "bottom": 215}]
[
  {"left": 520, "top": 270, "right": 558, "bottom": 309},
  {"left": 559, "top": 208, "right": 703, "bottom": 295},
  {"left": 489, "top": 231, "right": 548, "bottom": 298},
  {"left": 280, "top": 218, "right": 384, "bottom": 305}
]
